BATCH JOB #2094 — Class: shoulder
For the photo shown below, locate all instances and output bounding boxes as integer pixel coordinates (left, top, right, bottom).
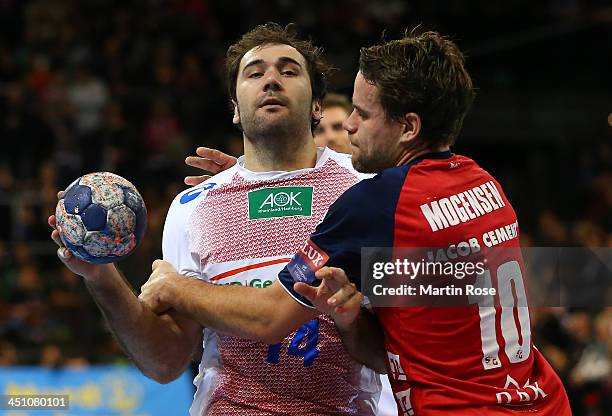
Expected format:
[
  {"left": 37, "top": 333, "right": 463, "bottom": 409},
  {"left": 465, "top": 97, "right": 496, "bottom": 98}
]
[
  {"left": 323, "top": 148, "right": 353, "bottom": 170},
  {"left": 333, "top": 165, "right": 411, "bottom": 210},
  {"left": 314, "top": 165, "right": 411, "bottom": 244},
  {"left": 167, "top": 166, "right": 237, "bottom": 223},
  {"left": 320, "top": 148, "right": 374, "bottom": 182}
]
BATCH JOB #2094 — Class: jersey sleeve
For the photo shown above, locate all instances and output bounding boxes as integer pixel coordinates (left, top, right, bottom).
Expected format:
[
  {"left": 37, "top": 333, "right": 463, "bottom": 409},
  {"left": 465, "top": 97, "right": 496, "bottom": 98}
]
[
  {"left": 278, "top": 193, "right": 361, "bottom": 307},
  {"left": 278, "top": 171, "right": 405, "bottom": 308},
  {"left": 162, "top": 192, "right": 201, "bottom": 279}
]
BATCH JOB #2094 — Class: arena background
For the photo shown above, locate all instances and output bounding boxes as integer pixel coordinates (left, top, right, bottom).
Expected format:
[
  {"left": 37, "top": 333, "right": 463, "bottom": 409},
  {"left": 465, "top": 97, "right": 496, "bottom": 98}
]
[{"left": 0, "top": 0, "right": 610, "bottom": 414}]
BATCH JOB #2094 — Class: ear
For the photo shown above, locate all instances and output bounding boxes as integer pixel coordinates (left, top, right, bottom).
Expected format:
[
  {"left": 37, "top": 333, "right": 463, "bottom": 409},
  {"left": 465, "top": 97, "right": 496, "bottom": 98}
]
[
  {"left": 399, "top": 112, "right": 421, "bottom": 145},
  {"left": 232, "top": 100, "right": 240, "bottom": 125},
  {"left": 311, "top": 99, "right": 322, "bottom": 123}
]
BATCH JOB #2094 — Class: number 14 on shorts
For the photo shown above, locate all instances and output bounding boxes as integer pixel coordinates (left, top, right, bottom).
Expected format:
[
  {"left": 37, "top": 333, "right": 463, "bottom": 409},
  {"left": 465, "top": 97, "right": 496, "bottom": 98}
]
[{"left": 267, "top": 319, "right": 319, "bottom": 367}]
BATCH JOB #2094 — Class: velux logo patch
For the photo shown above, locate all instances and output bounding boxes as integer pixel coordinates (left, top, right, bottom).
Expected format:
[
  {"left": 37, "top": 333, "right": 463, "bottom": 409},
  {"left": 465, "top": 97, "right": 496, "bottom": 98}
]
[
  {"left": 248, "top": 186, "right": 313, "bottom": 220},
  {"left": 287, "top": 239, "right": 330, "bottom": 284}
]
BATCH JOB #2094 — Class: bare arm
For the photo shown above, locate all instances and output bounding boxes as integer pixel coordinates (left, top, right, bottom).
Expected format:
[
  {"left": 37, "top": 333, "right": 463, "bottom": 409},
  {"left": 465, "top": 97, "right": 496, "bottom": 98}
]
[
  {"left": 141, "top": 261, "right": 387, "bottom": 372},
  {"left": 50, "top": 216, "right": 201, "bottom": 383},
  {"left": 139, "top": 261, "right": 319, "bottom": 344},
  {"left": 335, "top": 307, "right": 387, "bottom": 373},
  {"left": 84, "top": 264, "right": 202, "bottom": 383}
]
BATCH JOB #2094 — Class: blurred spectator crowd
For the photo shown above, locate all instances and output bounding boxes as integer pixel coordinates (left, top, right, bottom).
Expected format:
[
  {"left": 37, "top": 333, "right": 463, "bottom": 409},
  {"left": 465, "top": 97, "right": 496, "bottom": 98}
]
[{"left": 0, "top": 1, "right": 610, "bottom": 414}]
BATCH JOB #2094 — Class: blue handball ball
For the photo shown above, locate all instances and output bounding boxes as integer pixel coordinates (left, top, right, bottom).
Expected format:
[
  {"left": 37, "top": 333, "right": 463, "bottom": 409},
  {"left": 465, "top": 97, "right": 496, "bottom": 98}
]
[{"left": 55, "top": 172, "right": 147, "bottom": 264}]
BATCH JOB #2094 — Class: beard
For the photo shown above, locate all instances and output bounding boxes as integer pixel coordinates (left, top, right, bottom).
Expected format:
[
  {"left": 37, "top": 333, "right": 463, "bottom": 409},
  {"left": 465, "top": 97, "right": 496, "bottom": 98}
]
[
  {"left": 239, "top": 103, "right": 311, "bottom": 144},
  {"left": 351, "top": 146, "right": 395, "bottom": 174}
]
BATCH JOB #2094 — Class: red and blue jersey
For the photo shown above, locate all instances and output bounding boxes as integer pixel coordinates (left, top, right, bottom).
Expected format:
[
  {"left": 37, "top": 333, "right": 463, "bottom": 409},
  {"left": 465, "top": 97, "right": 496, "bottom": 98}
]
[{"left": 279, "top": 151, "right": 571, "bottom": 416}]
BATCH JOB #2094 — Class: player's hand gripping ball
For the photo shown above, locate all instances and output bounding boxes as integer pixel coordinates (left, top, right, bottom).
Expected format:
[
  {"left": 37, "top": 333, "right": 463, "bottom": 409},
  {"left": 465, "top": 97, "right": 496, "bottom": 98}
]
[{"left": 55, "top": 172, "right": 147, "bottom": 264}]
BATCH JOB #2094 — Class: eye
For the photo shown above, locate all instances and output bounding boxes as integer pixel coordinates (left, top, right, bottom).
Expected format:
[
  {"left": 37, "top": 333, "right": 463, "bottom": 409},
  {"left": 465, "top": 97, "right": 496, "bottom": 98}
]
[
  {"left": 248, "top": 72, "right": 263, "bottom": 78},
  {"left": 281, "top": 70, "right": 297, "bottom": 76},
  {"left": 355, "top": 108, "right": 370, "bottom": 120}
]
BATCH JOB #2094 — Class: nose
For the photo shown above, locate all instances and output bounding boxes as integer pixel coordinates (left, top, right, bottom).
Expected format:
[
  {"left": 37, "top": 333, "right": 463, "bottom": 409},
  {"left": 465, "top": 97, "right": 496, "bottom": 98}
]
[
  {"left": 343, "top": 110, "right": 358, "bottom": 134},
  {"left": 263, "top": 69, "right": 282, "bottom": 92}
]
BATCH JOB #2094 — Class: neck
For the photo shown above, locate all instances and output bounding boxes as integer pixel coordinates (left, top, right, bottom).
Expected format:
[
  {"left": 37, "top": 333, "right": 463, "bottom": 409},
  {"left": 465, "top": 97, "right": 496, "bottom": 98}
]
[
  {"left": 396, "top": 144, "right": 450, "bottom": 166},
  {"left": 242, "top": 134, "right": 318, "bottom": 172}
]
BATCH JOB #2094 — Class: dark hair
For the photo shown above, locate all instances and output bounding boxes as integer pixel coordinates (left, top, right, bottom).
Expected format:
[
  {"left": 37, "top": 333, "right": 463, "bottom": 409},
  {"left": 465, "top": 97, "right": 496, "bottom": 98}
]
[
  {"left": 226, "top": 23, "right": 331, "bottom": 131},
  {"left": 359, "top": 30, "right": 476, "bottom": 147},
  {"left": 323, "top": 93, "right": 353, "bottom": 115}
]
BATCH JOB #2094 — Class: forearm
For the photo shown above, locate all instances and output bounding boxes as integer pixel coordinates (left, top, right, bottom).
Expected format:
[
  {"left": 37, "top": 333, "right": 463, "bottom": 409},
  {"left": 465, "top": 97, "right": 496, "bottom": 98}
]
[
  {"left": 85, "top": 265, "right": 196, "bottom": 382},
  {"left": 336, "top": 307, "right": 387, "bottom": 373},
  {"left": 167, "top": 278, "right": 312, "bottom": 344}
]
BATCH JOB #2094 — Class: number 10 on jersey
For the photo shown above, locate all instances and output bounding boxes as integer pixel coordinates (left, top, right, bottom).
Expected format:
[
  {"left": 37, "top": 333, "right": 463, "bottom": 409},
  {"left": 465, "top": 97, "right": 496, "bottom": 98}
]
[{"left": 468, "top": 260, "right": 531, "bottom": 370}]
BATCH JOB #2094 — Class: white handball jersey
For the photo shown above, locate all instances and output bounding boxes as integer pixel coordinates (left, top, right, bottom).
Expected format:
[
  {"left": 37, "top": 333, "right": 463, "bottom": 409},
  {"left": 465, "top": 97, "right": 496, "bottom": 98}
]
[{"left": 163, "top": 148, "right": 383, "bottom": 416}]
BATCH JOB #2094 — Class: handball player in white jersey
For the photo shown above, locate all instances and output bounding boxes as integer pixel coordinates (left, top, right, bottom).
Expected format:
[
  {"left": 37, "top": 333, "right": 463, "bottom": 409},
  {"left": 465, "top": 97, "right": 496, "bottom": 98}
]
[{"left": 49, "top": 23, "right": 383, "bottom": 415}]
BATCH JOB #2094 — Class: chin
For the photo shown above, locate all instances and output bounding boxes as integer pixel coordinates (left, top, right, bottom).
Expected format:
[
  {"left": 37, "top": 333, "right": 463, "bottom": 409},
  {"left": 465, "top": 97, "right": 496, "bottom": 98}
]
[
  {"left": 352, "top": 154, "right": 381, "bottom": 174},
  {"left": 350, "top": 156, "right": 365, "bottom": 173}
]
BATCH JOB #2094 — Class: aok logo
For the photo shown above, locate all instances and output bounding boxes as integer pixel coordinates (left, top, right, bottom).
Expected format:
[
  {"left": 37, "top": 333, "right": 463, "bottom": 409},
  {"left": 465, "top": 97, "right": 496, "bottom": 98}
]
[
  {"left": 248, "top": 186, "right": 313, "bottom": 220},
  {"left": 260, "top": 191, "right": 300, "bottom": 209}
]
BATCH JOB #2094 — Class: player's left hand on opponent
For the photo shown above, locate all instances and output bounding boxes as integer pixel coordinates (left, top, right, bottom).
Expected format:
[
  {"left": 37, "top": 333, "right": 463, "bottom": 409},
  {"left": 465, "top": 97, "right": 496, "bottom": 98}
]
[
  {"left": 294, "top": 266, "right": 363, "bottom": 328},
  {"left": 139, "top": 260, "right": 184, "bottom": 314},
  {"left": 184, "top": 147, "right": 238, "bottom": 186}
]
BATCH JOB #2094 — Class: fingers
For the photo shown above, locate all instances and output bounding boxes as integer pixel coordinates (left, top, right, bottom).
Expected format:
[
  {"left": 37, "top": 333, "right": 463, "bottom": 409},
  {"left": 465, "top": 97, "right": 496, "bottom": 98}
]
[
  {"left": 195, "top": 147, "right": 224, "bottom": 161},
  {"left": 138, "top": 291, "right": 156, "bottom": 310},
  {"left": 316, "top": 266, "right": 349, "bottom": 283},
  {"left": 57, "top": 246, "right": 73, "bottom": 264},
  {"left": 50, "top": 197, "right": 62, "bottom": 247},
  {"left": 315, "top": 266, "right": 357, "bottom": 307},
  {"left": 152, "top": 259, "right": 163, "bottom": 271},
  {"left": 138, "top": 279, "right": 169, "bottom": 314},
  {"left": 151, "top": 259, "right": 173, "bottom": 274},
  {"left": 56, "top": 191, "right": 64, "bottom": 199},
  {"left": 51, "top": 229, "right": 63, "bottom": 247},
  {"left": 49, "top": 209, "right": 70, "bottom": 258},
  {"left": 185, "top": 156, "right": 225, "bottom": 173},
  {"left": 49, "top": 215, "right": 64, "bottom": 248},
  {"left": 140, "top": 282, "right": 150, "bottom": 294},
  {"left": 333, "top": 291, "right": 363, "bottom": 315},
  {"left": 140, "top": 272, "right": 157, "bottom": 293},
  {"left": 185, "top": 147, "right": 238, "bottom": 179},
  {"left": 195, "top": 147, "right": 237, "bottom": 168},
  {"left": 327, "top": 282, "right": 359, "bottom": 308},
  {"left": 315, "top": 267, "right": 350, "bottom": 293},
  {"left": 294, "top": 282, "right": 320, "bottom": 303},
  {"left": 184, "top": 175, "right": 211, "bottom": 186},
  {"left": 150, "top": 298, "right": 167, "bottom": 314}
]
